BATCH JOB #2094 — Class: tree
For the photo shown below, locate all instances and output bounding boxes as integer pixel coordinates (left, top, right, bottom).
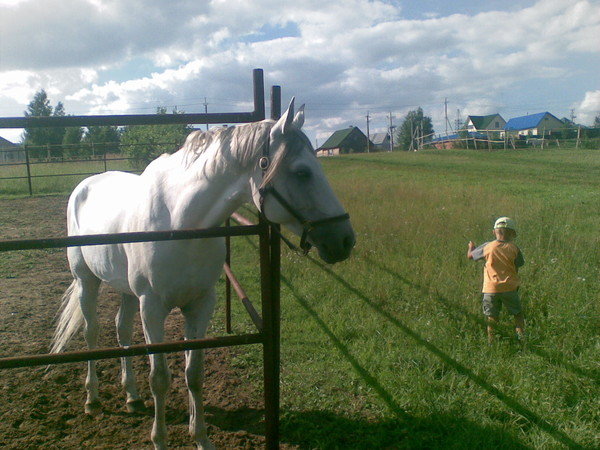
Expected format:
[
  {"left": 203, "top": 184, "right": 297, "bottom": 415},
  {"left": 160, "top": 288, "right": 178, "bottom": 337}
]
[
  {"left": 121, "top": 108, "right": 192, "bottom": 168},
  {"left": 395, "top": 107, "right": 434, "bottom": 151},
  {"left": 82, "top": 126, "right": 121, "bottom": 157},
  {"left": 22, "top": 90, "right": 67, "bottom": 158},
  {"left": 62, "top": 126, "right": 84, "bottom": 158},
  {"left": 594, "top": 113, "right": 600, "bottom": 128}
]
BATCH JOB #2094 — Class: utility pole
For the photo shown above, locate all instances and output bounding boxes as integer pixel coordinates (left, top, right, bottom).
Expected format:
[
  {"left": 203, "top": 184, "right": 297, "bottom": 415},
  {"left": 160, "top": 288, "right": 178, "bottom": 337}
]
[
  {"left": 570, "top": 108, "right": 576, "bottom": 124},
  {"left": 204, "top": 97, "right": 209, "bottom": 131},
  {"left": 366, "top": 111, "right": 371, "bottom": 153},
  {"left": 388, "top": 112, "right": 395, "bottom": 151},
  {"left": 444, "top": 98, "right": 448, "bottom": 135},
  {"left": 455, "top": 108, "right": 461, "bottom": 131}
]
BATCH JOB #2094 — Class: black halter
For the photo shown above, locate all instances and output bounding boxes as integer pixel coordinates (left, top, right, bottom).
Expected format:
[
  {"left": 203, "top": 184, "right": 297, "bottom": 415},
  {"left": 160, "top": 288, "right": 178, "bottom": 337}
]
[{"left": 257, "top": 137, "right": 350, "bottom": 254}]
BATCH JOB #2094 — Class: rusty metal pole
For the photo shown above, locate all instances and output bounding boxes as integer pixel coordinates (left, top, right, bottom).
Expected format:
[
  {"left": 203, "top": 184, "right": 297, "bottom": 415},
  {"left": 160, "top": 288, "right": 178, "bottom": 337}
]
[
  {"left": 225, "top": 218, "right": 232, "bottom": 333},
  {"left": 262, "top": 84, "right": 282, "bottom": 450}
]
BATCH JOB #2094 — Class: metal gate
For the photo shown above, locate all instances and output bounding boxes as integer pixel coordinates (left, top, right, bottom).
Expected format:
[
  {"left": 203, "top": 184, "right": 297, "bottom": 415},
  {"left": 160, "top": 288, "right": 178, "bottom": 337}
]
[{"left": 0, "top": 69, "right": 283, "bottom": 449}]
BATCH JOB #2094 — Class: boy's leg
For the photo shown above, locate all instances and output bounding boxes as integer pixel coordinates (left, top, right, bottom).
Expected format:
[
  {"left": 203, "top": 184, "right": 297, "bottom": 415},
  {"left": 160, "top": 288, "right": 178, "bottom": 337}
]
[
  {"left": 505, "top": 291, "right": 526, "bottom": 340},
  {"left": 487, "top": 316, "right": 499, "bottom": 344},
  {"left": 482, "top": 294, "right": 501, "bottom": 343},
  {"left": 514, "top": 312, "right": 525, "bottom": 340}
]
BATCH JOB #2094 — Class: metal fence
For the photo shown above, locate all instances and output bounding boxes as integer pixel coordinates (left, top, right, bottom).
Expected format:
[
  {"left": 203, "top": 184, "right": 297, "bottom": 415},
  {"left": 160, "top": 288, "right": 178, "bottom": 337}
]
[
  {"left": 0, "top": 141, "right": 186, "bottom": 195},
  {"left": 0, "top": 69, "right": 284, "bottom": 449}
]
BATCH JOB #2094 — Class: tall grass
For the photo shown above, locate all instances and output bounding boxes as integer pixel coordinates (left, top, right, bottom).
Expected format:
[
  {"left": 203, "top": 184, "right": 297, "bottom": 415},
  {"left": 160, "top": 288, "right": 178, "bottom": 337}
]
[{"left": 223, "top": 147, "right": 599, "bottom": 448}]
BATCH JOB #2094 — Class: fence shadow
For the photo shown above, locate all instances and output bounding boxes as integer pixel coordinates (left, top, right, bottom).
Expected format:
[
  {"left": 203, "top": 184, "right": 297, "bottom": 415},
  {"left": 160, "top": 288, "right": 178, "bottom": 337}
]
[
  {"left": 361, "top": 254, "right": 600, "bottom": 387},
  {"left": 300, "top": 255, "right": 582, "bottom": 449},
  {"left": 280, "top": 409, "right": 532, "bottom": 450}
]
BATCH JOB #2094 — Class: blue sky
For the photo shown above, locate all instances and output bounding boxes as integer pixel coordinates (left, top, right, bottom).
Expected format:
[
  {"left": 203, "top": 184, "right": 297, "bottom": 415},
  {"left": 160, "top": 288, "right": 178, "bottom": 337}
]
[{"left": 0, "top": 0, "right": 598, "bottom": 145}]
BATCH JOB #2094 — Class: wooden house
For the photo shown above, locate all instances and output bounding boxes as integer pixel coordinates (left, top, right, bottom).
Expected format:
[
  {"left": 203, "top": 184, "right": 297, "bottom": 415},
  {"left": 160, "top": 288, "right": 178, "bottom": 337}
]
[
  {"left": 316, "top": 126, "right": 371, "bottom": 156},
  {"left": 465, "top": 114, "right": 506, "bottom": 135},
  {"left": 504, "top": 112, "right": 565, "bottom": 137},
  {"left": 370, "top": 132, "right": 390, "bottom": 151}
]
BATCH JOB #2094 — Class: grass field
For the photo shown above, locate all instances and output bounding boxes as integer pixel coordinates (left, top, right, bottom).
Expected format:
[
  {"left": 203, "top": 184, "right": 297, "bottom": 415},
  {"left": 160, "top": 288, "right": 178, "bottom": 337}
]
[
  {"left": 222, "top": 147, "right": 599, "bottom": 449},
  {"left": 0, "top": 157, "right": 133, "bottom": 196},
  {"left": 2, "top": 147, "right": 598, "bottom": 448}
]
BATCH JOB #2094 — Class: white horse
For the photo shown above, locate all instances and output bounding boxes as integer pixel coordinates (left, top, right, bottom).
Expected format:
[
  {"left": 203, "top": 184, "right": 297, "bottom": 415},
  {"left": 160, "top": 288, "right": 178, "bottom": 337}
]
[{"left": 51, "top": 99, "right": 354, "bottom": 450}]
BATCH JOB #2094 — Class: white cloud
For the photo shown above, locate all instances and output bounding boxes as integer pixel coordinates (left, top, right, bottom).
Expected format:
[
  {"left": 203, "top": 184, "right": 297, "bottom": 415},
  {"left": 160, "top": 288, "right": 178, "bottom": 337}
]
[
  {"left": 575, "top": 90, "right": 600, "bottom": 125},
  {"left": 0, "top": 0, "right": 599, "bottom": 142}
]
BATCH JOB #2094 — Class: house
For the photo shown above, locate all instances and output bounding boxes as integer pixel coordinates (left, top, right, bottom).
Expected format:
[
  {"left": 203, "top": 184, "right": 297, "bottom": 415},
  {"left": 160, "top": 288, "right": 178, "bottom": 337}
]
[
  {"left": 0, "top": 136, "right": 25, "bottom": 163},
  {"left": 504, "top": 112, "right": 565, "bottom": 137},
  {"left": 316, "top": 126, "right": 371, "bottom": 156},
  {"left": 465, "top": 114, "right": 506, "bottom": 136},
  {"left": 370, "top": 132, "right": 390, "bottom": 151}
]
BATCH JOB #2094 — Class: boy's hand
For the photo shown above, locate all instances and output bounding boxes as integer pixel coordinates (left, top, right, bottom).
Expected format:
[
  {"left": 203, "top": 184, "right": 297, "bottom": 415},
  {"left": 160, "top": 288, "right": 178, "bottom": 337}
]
[{"left": 467, "top": 241, "right": 475, "bottom": 259}]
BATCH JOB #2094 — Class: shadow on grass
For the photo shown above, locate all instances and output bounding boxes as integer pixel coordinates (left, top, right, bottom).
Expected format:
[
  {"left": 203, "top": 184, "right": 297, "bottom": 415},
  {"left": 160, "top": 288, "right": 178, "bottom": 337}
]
[
  {"left": 361, "top": 254, "right": 600, "bottom": 386},
  {"left": 295, "top": 256, "right": 582, "bottom": 449},
  {"left": 281, "top": 409, "right": 532, "bottom": 450},
  {"left": 204, "top": 404, "right": 532, "bottom": 449}
]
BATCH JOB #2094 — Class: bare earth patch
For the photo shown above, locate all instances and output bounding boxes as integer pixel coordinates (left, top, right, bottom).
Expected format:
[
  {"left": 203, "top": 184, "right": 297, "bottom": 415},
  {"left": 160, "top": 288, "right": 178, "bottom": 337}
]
[{"left": 0, "top": 196, "right": 290, "bottom": 449}]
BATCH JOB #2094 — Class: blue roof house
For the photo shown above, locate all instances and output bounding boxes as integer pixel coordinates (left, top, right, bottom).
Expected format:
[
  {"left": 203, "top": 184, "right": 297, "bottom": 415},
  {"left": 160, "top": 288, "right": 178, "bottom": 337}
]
[{"left": 504, "top": 112, "right": 565, "bottom": 137}]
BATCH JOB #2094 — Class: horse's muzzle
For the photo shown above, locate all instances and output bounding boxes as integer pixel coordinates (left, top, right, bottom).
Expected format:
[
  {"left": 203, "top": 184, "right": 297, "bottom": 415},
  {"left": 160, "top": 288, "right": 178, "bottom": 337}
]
[{"left": 308, "top": 219, "right": 355, "bottom": 264}]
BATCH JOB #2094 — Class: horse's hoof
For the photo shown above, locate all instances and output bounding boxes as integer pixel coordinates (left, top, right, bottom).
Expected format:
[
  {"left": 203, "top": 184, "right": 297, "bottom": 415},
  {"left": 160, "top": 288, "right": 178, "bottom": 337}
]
[
  {"left": 84, "top": 401, "right": 102, "bottom": 416},
  {"left": 197, "top": 441, "right": 215, "bottom": 450},
  {"left": 126, "top": 399, "right": 148, "bottom": 414}
]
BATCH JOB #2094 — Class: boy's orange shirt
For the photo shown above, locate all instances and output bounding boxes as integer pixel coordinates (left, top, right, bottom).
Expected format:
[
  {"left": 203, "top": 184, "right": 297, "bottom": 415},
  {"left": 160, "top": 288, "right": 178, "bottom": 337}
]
[{"left": 472, "top": 240, "right": 524, "bottom": 293}]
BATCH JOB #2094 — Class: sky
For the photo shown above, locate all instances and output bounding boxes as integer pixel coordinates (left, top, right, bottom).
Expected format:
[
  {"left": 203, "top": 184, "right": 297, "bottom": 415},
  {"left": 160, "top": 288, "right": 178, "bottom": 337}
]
[{"left": 0, "top": 0, "right": 599, "bottom": 146}]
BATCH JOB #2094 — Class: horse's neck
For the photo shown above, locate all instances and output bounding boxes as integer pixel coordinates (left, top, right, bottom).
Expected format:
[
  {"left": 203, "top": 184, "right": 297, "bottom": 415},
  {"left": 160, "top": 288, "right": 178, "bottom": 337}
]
[{"left": 146, "top": 151, "right": 252, "bottom": 230}]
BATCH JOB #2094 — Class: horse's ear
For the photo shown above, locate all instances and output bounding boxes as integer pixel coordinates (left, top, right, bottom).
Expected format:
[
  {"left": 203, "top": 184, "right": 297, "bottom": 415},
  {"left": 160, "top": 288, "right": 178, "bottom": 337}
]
[
  {"left": 292, "top": 104, "right": 305, "bottom": 129},
  {"left": 271, "top": 97, "right": 295, "bottom": 138}
]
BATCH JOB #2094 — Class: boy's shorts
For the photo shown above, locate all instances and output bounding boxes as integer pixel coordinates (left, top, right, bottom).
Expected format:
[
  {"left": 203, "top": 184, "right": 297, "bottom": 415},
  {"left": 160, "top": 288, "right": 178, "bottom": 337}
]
[{"left": 482, "top": 291, "right": 522, "bottom": 317}]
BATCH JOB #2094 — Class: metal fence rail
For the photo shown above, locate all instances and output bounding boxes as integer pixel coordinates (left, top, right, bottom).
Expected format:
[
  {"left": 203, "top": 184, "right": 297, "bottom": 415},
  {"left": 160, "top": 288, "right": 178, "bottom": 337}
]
[{"left": 0, "top": 69, "right": 283, "bottom": 449}]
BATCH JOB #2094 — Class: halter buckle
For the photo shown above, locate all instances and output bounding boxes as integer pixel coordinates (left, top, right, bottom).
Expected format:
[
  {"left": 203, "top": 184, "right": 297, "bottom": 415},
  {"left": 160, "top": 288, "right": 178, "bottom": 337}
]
[{"left": 259, "top": 156, "right": 270, "bottom": 170}]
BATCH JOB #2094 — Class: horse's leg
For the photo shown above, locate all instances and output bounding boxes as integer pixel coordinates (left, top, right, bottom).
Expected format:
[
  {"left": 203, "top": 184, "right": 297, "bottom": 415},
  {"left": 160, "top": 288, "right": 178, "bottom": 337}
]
[
  {"left": 78, "top": 276, "right": 102, "bottom": 415},
  {"left": 182, "top": 289, "right": 217, "bottom": 450},
  {"left": 140, "top": 294, "right": 171, "bottom": 450},
  {"left": 115, "top": 293, "right": 144, "bottom": 413}
]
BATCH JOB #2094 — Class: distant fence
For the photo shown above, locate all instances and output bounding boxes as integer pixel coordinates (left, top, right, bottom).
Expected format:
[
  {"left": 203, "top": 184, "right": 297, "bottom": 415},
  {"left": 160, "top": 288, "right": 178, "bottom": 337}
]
[
  {"left": 0, "top": 141, "right": 185, "bottom": 195},
  {"left": 420, "top": 128, "right": 600, "bottom": 151}
]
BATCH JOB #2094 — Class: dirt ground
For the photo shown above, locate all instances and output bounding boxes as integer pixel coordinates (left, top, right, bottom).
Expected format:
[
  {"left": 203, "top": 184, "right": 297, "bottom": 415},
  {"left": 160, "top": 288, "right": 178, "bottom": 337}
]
[{"left": 0, "top": 196, "right": 289, "bottom": 449}]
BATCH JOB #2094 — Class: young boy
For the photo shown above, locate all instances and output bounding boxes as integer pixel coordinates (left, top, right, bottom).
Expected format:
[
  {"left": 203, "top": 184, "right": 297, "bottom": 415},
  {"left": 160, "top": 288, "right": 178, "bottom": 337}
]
[{"left": 467, "top": 217, "right": 525, "bottom": 344}]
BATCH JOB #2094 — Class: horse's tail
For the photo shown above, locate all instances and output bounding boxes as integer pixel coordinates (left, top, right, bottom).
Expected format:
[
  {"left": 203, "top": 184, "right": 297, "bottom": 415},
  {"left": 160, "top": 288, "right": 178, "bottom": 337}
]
[{"left": 50, "top": 280, "right": 83, "bottom": 353}]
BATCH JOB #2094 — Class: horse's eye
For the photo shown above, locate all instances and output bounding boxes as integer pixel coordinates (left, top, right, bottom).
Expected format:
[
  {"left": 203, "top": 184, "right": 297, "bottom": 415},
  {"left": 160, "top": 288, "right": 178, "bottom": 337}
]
[{"left": 294, "top": 168, "right": 312, "bottom": 180}]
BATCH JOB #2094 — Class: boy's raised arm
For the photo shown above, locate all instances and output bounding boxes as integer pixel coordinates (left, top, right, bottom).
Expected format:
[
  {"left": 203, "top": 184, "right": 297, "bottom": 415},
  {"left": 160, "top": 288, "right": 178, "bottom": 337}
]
[{"left": 467, "top": 241, "right": 476, "bottom": 259}]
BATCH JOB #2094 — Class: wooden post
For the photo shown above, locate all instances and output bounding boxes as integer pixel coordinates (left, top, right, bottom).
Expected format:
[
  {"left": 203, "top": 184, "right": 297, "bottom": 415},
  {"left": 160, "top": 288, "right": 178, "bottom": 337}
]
[{"left": 576, "top": 126, "right": 581, "bottom": 149}]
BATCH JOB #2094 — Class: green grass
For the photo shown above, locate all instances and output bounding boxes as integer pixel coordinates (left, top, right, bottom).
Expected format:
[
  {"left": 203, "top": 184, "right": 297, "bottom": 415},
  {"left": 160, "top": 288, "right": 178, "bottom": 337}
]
[
  {"left": 0, "top": 158, "right": 133, "bottom": 196},
  {"left": 223, "top": 147, "right": 599, "bottom": 449},
  {"left": 3, "top": 147, "right": 598, "bottom": 448}
]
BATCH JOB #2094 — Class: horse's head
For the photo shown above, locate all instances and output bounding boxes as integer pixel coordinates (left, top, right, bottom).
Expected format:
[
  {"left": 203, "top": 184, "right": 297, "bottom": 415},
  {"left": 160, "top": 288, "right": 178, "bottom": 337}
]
[{"left": 252, "top": 99, "right": 355, "bottom": 264}]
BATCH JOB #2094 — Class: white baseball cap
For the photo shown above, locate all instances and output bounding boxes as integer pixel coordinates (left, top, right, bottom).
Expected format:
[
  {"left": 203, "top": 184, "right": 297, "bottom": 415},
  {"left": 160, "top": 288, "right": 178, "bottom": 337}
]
[{"left": 494, "top": 217, "right": 517, "bottom": 231}]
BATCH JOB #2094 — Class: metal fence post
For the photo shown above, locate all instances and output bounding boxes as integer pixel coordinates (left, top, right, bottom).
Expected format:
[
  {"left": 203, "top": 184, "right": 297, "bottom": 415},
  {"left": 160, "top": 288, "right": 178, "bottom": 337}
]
[
  {"left": 262, "top": 84, "right": 282, "bottom": 450},
  {"left": 24, "top": 145, "right": 33, "bottom": 196},
  {"left": 225, "top": 218, "right": 232, "bottom": 334}
]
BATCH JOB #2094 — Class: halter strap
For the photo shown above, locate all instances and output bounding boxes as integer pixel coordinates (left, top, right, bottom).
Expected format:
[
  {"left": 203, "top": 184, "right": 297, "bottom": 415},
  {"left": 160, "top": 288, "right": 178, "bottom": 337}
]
[{"left": 258, "top": 136, "right": 350, "bottom": 254}]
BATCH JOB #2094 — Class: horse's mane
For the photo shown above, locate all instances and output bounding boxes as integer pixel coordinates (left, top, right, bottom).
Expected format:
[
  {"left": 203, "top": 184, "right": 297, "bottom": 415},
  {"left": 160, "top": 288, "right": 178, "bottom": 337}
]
[{"left": 179, "top": 120, "right": 300, "bottom": 186}]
